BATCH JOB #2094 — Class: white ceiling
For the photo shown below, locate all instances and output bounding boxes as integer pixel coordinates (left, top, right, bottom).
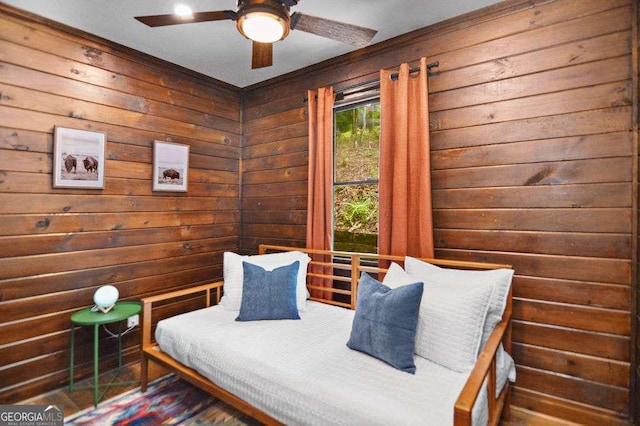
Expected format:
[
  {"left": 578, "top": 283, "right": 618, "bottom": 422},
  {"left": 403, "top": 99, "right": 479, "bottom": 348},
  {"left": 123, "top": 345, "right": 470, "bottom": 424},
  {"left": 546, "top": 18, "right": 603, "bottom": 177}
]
[{"left": 2, "top": 0, "right": 502, "bottom": 88}]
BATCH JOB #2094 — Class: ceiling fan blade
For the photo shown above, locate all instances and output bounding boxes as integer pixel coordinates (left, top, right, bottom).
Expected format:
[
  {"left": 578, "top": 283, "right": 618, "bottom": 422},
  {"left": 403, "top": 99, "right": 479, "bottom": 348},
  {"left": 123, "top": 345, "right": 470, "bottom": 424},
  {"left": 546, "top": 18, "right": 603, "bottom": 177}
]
[
  {"left": 135, "top": 10, "right": 236, "bottom": 27},
  {"left": 290, "top": 13, "right": 377, "bottom": 47},
  {"left": 252, "top": 42, "right": 273, "bottom": 69}
]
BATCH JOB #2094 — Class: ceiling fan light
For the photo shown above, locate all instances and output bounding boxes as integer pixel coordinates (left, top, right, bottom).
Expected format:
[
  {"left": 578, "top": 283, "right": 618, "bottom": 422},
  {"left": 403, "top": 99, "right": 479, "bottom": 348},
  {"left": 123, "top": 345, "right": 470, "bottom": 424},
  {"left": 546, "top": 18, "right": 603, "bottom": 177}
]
[
  {"left": 174, "top": 4, "right": 193, "bottom": 18},
  {"left": 239, "top": 12, "right": 287, "bottom": 43}
]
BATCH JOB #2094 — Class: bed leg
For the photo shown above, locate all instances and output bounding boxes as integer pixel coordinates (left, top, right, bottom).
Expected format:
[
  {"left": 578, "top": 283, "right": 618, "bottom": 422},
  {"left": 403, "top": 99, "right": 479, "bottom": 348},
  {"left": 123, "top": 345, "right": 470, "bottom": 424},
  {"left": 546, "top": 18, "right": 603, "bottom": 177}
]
[
  {"left": 140, "top": 355, "right": 148, "bottom": 392},
  {"left": 503, "top": 385, "right": 512, "bottom": 421}
]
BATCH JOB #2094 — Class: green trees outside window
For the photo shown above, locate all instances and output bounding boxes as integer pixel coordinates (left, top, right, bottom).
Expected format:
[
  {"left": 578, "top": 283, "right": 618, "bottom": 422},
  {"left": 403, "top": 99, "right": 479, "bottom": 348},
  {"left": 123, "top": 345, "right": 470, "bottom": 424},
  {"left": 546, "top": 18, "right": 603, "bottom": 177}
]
[{"left": 333, "top": 100, "right": 380, "bottom": 253}]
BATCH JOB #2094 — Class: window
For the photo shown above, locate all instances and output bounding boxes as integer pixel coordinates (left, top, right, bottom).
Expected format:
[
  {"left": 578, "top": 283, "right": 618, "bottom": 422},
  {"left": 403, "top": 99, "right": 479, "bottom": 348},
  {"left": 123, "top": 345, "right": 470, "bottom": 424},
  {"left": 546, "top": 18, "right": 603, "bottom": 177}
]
[{"left": 333, "top": 99, "right": 380, "bottom": 253}]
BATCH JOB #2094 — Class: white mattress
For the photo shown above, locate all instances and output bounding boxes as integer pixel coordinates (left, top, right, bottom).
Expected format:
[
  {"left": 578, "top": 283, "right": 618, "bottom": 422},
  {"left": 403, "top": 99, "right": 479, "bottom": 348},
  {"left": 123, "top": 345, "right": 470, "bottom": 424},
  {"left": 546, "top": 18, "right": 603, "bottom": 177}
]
[{"left": 155, "top": 301, "right": 514, "bottom": 426}]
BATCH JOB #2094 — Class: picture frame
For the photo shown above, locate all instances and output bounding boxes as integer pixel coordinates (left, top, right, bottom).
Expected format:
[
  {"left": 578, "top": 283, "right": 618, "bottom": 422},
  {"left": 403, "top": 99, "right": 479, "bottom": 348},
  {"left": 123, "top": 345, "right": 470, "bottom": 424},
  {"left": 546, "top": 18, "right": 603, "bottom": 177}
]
[
  {"left": 152, "top": 141, "right": 189, "bottom": 192},
  {"left": 53, "top": 126, "right": 106, "bottom": 189}
]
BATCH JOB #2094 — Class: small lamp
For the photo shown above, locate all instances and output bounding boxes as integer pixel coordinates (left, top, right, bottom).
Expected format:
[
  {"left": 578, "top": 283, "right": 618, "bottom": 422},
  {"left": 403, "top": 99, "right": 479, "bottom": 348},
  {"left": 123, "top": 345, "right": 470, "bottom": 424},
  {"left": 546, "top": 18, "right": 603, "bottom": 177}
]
[{"left": 93, "top": 285, "right": 119, "bottom": 313}]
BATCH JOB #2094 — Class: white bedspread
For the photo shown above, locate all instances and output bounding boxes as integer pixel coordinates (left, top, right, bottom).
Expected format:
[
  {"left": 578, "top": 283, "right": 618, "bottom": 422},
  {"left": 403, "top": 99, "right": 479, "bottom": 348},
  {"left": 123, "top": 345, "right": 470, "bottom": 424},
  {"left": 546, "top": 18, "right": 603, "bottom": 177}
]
[{"left": 155, "top": 301, "right": 513, "bottom": 425}]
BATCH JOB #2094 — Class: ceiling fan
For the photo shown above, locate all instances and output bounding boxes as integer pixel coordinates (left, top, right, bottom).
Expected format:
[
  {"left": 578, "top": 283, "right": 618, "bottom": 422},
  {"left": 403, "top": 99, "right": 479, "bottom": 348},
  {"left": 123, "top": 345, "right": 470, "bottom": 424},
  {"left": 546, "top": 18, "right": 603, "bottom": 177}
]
[{"left": 135, "top": 0, "right": 378, "bottom": 69}]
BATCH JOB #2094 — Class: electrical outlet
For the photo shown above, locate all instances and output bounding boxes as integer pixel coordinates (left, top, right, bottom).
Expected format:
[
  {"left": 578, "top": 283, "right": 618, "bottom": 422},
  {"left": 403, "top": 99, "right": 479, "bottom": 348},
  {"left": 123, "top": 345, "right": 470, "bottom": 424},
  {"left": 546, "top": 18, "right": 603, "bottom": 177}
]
[{"left": 127, "top": 315, "right": 139, "bottom": 328}]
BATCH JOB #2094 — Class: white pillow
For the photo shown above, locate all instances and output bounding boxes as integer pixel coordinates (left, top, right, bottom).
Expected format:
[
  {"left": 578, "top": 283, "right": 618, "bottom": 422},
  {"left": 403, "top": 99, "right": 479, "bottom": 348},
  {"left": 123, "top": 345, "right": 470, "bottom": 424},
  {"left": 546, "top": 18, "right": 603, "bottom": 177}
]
[
  {"left": 383, "top": 262, "right": 493, "bottom": 372},
  {"left": 404, "top": 256, "right": 514, "bottom": 351},
  {"left": 221, "top": 251, "right": 311, "bottom": 312}
]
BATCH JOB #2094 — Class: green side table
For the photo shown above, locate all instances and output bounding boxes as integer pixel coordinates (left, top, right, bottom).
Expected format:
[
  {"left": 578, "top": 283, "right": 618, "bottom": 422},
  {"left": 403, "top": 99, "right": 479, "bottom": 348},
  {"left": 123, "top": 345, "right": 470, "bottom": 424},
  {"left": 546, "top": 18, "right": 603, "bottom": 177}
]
[{"left": 69, "top": 301, "right": 141, "bottom": 406}]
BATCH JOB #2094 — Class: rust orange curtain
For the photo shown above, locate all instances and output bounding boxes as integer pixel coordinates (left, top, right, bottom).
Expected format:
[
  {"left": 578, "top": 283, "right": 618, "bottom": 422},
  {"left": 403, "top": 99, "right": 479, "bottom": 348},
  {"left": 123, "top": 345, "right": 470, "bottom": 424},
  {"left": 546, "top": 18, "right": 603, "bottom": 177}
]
[
  {"left": 379, "top": 57, "right": 434, "bottom": 258},
  {"left": 306, "top": 86, "right": 334, "bottom": 298}
]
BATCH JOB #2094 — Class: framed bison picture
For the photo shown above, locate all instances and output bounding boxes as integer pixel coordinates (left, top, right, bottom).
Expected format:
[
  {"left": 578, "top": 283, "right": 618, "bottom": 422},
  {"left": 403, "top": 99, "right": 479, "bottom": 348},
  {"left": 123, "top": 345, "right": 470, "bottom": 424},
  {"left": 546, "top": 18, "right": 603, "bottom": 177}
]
[
  {"left": 152, "top": 141, "right": 189, "bottom": 192},
  {"left": 53, "top": 126, "right": 106, "bottom": 189}
]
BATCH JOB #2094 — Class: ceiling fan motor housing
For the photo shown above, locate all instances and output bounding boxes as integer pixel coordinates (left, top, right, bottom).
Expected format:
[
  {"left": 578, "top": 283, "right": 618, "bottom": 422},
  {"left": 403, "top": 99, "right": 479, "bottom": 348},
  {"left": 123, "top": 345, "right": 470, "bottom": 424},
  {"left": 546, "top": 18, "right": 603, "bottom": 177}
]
[{"left": 236, "top": 0, "right": 291, "bottom": 42}]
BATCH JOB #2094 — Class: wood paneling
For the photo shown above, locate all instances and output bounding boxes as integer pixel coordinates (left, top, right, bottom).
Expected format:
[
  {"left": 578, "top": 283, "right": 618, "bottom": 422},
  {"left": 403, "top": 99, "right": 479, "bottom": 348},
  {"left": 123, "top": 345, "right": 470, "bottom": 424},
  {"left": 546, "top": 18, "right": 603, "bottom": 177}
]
[
  {"left": 633, "top": 0, "right": 640, "bottom": 423},
  {"left": 0, "top": 6, "right": 241, "bottom": 403},
  {"left": 1, "top": 0, "right": 638, "bottom": 423},
  {"left": 241, "top": 0, "right": 637, "bottom": 423}
]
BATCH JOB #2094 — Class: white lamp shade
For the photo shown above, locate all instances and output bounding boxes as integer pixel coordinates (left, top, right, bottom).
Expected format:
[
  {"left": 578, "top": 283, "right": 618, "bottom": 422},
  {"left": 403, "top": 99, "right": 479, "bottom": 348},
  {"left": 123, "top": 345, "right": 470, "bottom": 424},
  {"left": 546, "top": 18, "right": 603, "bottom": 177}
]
[
  {"left": 240, "top": 12, "right": 286, "bottom": 43},
  {"left": 94, "top": 285, "right": 119, "bottom": 308}
]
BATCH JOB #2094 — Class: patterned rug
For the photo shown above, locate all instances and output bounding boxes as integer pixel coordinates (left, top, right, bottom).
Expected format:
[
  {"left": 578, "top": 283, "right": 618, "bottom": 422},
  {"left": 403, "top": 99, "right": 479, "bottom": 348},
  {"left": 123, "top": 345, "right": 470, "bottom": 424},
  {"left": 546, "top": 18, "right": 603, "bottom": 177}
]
[{"left": 65, "top": 374, "right": 261, "bottom": 425}]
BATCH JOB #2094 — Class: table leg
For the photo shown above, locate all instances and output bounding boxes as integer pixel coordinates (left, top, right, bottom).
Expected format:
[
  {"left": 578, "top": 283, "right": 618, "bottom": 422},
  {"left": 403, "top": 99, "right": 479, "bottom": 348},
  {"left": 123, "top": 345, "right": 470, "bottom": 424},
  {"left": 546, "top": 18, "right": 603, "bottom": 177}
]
[
  {"left": 93, "top": 324, "right": 99, "bottom": 407},
  {"left": 69, "top": 324, "right": 75, "bottom": 391},
  {"left": 117, "top": 321, "right": 122, "bottom": 369}
]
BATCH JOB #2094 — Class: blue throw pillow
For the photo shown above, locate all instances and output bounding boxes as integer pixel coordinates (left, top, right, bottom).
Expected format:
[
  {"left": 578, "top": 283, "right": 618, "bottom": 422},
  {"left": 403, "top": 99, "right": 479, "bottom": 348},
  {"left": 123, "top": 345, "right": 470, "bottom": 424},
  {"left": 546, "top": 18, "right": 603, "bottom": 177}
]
[
  {"left": 236, "top": 261, "right": 300, "bottom": 321},
  {"left": 347, "top": 273, "right": 423, "bottom": 374}
]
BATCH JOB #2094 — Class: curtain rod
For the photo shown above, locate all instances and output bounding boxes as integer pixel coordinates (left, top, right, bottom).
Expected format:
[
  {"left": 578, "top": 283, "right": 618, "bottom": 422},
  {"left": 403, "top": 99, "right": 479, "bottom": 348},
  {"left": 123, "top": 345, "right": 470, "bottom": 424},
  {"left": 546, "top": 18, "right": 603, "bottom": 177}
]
[
  {"left": 344, "top": 60, "right": 440, "bottom": 92},
  {"left": 391, "top": 61, "right": 439, "bottom": 80},
  {"left": 304, "top": 61, "right": 439, "bottom": 103}
]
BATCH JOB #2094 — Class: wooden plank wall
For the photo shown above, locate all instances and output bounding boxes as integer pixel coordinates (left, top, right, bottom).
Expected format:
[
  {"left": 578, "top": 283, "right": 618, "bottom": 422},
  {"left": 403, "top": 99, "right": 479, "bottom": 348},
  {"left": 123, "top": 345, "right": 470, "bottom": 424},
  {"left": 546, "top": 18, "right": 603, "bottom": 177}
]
[
  {"left": 0, "top": 7, "right": 242, "bottom": 402},
  {"left": 634, "top": 1, "right": 639, "bottom": 423},
  {"left": 242, "top": 0, "right": 637, "bottom": 423}
]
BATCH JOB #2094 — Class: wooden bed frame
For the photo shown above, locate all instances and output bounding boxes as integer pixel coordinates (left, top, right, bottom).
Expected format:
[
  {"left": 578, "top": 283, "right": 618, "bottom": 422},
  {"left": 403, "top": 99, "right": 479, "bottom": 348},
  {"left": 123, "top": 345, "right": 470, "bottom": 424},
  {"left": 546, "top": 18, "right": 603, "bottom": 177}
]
[{"left": 140, "top": 244, "right": 513, "bottom": 425}]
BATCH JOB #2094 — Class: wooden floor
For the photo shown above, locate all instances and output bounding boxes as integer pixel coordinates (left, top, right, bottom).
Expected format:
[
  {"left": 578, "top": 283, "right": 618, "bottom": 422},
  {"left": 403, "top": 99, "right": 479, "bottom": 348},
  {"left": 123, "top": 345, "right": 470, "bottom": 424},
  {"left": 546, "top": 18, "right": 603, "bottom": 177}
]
[
  {"left": 18, "top": 360, "right": 573, "bottom": 425},
  {"left": 18, "top": 361, "right": 169, "bottom": 418}
]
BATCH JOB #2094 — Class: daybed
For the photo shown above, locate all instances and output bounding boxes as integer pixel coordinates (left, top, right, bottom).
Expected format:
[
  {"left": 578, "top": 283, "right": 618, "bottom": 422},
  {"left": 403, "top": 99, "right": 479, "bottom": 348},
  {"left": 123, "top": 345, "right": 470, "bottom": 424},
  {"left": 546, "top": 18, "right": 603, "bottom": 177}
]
[{"left": 140, "top": 245, "right": 515, "bottom": 425}]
